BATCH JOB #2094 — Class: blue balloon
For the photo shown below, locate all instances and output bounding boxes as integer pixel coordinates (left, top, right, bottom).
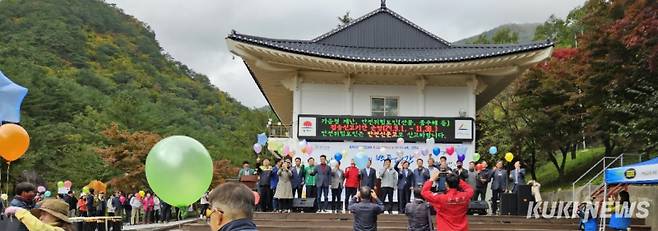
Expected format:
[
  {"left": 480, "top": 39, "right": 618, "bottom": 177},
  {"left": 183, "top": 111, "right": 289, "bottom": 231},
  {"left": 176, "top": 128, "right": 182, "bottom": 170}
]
[
  {"left": 256, "top": 133, "right": 268, "bottom": 146},
  {"left": 354, "top": 152, "right": 369, "bottom": 169},
  {"left": 432, "top": 147, "right": 441, "bottom": 156},
  {"left": 457, "top": 154, "right": 466, "bottom": 162},
  {"left": 44, "top": 191, "right": 52, "bottom": 198},
  {"left": 0, "top": 71, "right": 28, "bottom": 123},
  {"left": 334, "top": 153, "right": 343, "bottom": 161},
  {"left": 489, "top": 146, "right": 498, "bottom": 155}
]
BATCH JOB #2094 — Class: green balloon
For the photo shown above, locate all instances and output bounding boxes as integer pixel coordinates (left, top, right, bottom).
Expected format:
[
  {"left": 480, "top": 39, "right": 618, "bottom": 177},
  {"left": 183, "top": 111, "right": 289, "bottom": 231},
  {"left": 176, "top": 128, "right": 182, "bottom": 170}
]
[
  {"left": 473, "top": 153, "right": 481, "bottom": 161},
  {"left": 82, "top": 186, "right": 90, "bottom": 194},
  {"left": 57, "top": 181, "right": 64, "bottom": 188},
  {"left": 146, "top": 136, "right": 213, "bottom": 207}
]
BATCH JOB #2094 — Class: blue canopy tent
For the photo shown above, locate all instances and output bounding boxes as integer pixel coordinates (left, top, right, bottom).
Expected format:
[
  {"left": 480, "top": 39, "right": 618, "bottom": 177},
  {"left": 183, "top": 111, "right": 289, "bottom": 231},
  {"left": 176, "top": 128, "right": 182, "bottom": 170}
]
[
  {"left": 605, "top": 157, "right": 658, "bottom": 185},
  {"left": 601, "top": 157, "right": 658, "bottom": 230}
]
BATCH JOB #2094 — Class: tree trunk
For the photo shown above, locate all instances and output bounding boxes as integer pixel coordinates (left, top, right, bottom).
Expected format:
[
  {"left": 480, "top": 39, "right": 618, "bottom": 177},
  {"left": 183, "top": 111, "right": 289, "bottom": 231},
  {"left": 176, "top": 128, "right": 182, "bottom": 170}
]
[
  {"left": 547, "top": 151, "right": 564, "bottom": 180},
  {"left": 530, "top": 150, "right": 537, "bottom": 180},
  {"left": 570, "top": 143, "right": 578, "bottom": 160},
  {"left": 603, "top": 135, "right": 615, "bottom": 157}
]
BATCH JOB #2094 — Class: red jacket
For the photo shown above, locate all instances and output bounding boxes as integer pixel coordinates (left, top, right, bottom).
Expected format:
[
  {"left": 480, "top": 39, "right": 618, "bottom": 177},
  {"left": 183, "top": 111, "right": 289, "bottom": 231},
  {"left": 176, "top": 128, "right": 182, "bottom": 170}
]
[
  {"left": 421, "top": 179, "right": 474, "bottom": 231},
  {"left": 344, "top": 166, "right": 361, "bottom": 188}
]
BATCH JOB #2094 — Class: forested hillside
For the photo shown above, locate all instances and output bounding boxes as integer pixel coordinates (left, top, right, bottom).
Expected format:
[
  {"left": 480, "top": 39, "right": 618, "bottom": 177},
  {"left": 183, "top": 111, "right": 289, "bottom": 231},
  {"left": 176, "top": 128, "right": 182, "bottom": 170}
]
[{"left": 0, "top": 0, "right": 270, "bottom": 188}]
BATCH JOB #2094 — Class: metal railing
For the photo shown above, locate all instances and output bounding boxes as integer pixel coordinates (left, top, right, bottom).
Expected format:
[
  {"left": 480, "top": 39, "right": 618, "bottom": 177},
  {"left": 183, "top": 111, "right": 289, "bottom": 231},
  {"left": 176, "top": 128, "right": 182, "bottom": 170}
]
[
  {"left": 571, "top": 154, "right": 624, "bottom": 202},
  {"left": 268, "top": 124, "right": 291, "bottom": 138}
]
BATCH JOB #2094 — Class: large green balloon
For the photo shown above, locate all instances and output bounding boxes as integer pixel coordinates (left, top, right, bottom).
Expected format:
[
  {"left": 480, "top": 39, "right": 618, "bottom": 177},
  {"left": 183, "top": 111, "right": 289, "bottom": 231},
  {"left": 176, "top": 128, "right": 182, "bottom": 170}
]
[{"left": 146, "top": 136, "right": 213, "bottom": 207}]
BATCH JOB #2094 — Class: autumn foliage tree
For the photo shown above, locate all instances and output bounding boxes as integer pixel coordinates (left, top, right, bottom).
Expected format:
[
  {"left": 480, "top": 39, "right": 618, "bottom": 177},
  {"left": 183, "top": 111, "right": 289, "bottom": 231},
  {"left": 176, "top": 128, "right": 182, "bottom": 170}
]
[{"left": 96, "top": 123, "right": 161, "bottom": 192}]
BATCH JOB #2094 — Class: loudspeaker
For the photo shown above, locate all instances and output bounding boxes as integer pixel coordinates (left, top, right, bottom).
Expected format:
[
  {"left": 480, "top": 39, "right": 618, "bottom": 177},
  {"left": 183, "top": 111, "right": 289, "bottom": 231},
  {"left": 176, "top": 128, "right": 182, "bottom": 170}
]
[
  {"left": 293, "top": 198, "right": 316, "bottom": 212},
  {"left": 500, "top": 193, "right": 518, "bottom": 215},
  {"left": 517, "top": 185, "right": 532, "bottom": 215},
  {"left": 468, "top": 200, "right": 489, "bottom": 215}
]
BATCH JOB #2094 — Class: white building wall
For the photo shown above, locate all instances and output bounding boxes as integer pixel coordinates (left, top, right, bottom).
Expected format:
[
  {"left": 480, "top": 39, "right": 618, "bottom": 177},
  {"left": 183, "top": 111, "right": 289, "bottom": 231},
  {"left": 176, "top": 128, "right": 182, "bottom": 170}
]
[
  {"left": 298, "top": 83, "right": 473, "bottom": 118},
  {"left": 294, "top": 82, "right": 477, "bottom": 163}
]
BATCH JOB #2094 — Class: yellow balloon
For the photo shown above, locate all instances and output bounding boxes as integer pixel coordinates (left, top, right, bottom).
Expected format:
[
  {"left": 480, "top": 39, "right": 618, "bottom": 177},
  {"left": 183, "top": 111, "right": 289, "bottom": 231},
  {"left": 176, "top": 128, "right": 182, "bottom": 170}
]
[{"left": 505, "top": 152, "right": 514, "bottom": 162}]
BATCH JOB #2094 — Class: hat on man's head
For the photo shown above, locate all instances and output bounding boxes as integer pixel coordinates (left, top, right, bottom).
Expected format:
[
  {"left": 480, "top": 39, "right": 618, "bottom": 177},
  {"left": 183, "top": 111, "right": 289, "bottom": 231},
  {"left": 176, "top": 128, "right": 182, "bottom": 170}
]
[{"left": 30, "top": 199, "right": 70, "bottom": 223}]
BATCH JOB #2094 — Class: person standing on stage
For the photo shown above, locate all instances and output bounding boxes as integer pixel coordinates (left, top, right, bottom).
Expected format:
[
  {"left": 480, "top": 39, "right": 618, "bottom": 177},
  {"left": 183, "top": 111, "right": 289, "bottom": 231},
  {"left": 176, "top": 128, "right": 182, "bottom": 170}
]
[
  {"left": 344, "top": 159, "right": 361, "bottom": 212},
  {"left": 422, "top": 173, "right": 474, "bottom": 231},
  {"left": 509, "top": 161, "right": 526, "bottom": 193},
  {"left": 291, "top": 157, "right": 306, "bottom": 199},
  {"left": 256, "top": 158, "right": 273, "bottom": 212},
  {"left": 304, "top": 157, "right": 317, "bottom": 206},
  {"left": 378, "top": 159, "right": 397, "bottom": 214},
  {"left": 453, "top": 160, "right": 469, "bottom": 181},
  {"left": 474, "top": 160, "right": 491, "bottom": 201},
  {"left": 274, "top": 160, "right": 293, "bottom": 213},
  {"left": 359, "top": 159, "right": 377, "bottom": 190},
  {"left": 330, "top": 161, "right": 344, "bottom": 213},
  {"left": 490, "top": 161, "right": 508, "bottom": 215},
  {"left": 311, "top": 155, "right": 332, "bottom": 212},
  {"left": 395, "top": 159, "right": 414, "bottom": 214},
  {"left": 413, "top": 159, "right": 430, "bottom": 189}
]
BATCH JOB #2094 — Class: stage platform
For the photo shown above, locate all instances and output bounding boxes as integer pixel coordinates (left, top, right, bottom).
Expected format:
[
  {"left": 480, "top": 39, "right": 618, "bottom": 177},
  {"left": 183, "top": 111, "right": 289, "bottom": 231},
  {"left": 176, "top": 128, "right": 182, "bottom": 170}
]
[{"left": 167, "top": 212, "right": 650, "bottom": 231}]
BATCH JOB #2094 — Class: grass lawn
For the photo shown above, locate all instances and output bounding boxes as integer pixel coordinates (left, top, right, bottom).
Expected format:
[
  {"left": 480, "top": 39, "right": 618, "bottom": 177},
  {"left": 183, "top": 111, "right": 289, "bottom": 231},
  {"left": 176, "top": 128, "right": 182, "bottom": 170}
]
[{"left": 534, "top": 147, "right": 605, "bottom": 191}]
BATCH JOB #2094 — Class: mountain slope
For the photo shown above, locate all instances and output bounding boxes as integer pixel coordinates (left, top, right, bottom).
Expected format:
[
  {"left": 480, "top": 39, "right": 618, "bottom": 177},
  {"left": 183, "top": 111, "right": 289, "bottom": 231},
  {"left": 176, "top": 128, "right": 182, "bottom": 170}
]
[
  {"left": 0, "top": 0, "right": 267, "bottom": 186},
  {"left": 455, "top": 23, "right": 541, "bottom": 44}
]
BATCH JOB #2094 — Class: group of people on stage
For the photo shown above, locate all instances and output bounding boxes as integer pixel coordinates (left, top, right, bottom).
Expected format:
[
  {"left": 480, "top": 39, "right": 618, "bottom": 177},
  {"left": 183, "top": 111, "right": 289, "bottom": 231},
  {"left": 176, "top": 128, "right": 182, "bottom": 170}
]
[{"left": 239, "top": 153, "right": 527, "bottom": 216}]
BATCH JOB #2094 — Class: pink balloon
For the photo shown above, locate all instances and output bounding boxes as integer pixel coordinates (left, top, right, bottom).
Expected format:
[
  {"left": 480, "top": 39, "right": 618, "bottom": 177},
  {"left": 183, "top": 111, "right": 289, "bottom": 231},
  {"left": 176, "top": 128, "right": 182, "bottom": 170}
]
[
  {"left": 283, "top": 145, "right": 290, "bottom": 155},
  {"left": 253, "top": 143, "right": 263, "bottom": 153},
  {"left": 64, "top": 180, "right": 72, "bottom": 189},
  {"left": 305, "top": 144, "right": 314, "bottom": 155},
  {"left": 446, "top": 146, "right": 455, "bottom": 155},
  {"left": 253, "top": 191, "right": 260, "bottom": 205},
  {"left": 37, "top": 186, "right": 46, "bottom": 193}
]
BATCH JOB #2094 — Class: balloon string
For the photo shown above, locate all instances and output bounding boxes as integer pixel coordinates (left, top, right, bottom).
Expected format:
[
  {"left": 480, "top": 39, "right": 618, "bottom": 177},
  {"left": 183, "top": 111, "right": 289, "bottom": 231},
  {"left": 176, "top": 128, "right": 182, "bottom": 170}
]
[{"left": 6, "top": 162, "right": 10, "bottom": 194}]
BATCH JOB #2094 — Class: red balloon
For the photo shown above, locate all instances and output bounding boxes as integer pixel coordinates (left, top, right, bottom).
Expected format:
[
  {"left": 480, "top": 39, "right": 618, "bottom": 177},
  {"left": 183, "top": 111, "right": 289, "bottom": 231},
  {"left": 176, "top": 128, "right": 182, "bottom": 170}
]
[
  {"left": 446, "top": 146, "right": 455, "bottom": 155},
  {"left": 252, "top": 191, "right": 260, "bottom": 205}
]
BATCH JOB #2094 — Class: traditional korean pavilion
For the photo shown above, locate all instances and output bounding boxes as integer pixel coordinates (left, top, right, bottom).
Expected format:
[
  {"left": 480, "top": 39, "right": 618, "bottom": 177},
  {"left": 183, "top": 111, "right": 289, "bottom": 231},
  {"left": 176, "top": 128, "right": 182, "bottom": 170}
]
[{"left": 226, "top": 1, "right": 553, "bottom": 166}]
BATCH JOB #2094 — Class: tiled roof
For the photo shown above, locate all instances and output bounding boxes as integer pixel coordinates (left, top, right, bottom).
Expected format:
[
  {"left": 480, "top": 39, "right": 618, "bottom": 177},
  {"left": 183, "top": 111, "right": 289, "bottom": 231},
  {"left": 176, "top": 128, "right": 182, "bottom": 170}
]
[
  {"left": 227, "top": 4, "right": 553, "bottom": 64},
  {"left": 228, "top": 32, "right": 553, "bottom": 64}
]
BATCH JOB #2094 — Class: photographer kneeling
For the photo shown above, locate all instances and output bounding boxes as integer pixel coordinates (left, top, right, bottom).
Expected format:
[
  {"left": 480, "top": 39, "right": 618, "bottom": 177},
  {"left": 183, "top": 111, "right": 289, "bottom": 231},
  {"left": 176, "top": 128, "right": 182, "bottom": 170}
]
[
  {"left": 421, "top": 171, "right": 474, "bottom": 231},
  {"left": 348, "top": 186, "right": 384, "bottom": 231}
]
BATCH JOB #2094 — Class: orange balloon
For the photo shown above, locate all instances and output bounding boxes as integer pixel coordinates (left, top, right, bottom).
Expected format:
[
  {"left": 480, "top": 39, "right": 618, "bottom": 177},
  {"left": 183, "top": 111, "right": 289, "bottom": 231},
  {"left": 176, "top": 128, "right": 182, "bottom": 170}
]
[
  {"left": 87, "top": 180, "right": 107, "bottom": 193},
  {"left": 0, "top": 124, "right": 30, "bottom": 162}
]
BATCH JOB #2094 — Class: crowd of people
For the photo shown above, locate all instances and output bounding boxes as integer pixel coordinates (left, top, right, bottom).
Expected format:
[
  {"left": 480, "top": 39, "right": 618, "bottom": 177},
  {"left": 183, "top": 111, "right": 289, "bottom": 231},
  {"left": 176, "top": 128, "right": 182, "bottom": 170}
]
[
  {"left": 242, "top": 154, "right": 528, "bottom": 216},
  {"left": 1, "top": 182, "right": 196, "bottom": 231}
]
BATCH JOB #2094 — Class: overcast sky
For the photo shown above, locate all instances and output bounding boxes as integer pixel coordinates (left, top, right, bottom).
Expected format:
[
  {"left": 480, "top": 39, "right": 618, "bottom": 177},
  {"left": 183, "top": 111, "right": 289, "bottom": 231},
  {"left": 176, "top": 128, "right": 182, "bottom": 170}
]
[{"left": 106, "top": 0, "right": 585, "bottom": 108}]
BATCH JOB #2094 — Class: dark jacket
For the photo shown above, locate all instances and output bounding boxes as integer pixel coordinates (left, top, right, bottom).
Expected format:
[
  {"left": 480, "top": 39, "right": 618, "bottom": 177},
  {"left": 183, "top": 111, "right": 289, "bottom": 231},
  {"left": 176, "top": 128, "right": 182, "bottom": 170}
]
[
  {"left": 256, "top": 164, "right": 273, "bottom": 187},
  {"left": 359, "top": 168, "right": 377, "bottom": 189},
  {"left": 405, "top": 199, "right": 432, "bottom": 231},
  {"left": 112, "top": 196, "right": 121, "bottom": 209},
  {"left": 291, "top": 165, "right": 305, "bottom": 189},
  {"left": 413, "top": 167, "right": 430, "bottom": 187},
  {"left": 10, "top": 196, "right": 34, "bottom": 231},
  {"left": 509, "top": 168, "right": 526, "bottom": 186},
  {"left": 476, "top": 168, "right": 492, "bottom": 189},
  {"left": 395, "top": 162, "right": 414, "bottom": 190},
  {"left": 453, "top": 167, "right": 469, "bottom": 181},
  {"left": 491, "top": 169, "right": 508, "bottom": 191},
  {"left": 87, "top": 194, "right": 97, "bottom": 215},
  {"left": 270, "top": 166, "right": 279, "bottom": 190},
  {"left": 348, "top": 196, "right": 384, "bottom": 231},
  {"left": 218, "top": 218, "right": 258, "bottom": 231},
  {"left": 311, "top": 163, "right": 333, "bottom": 187},
  {"left": 65, "top": 195, "right": 77, "bottom": 210}
]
